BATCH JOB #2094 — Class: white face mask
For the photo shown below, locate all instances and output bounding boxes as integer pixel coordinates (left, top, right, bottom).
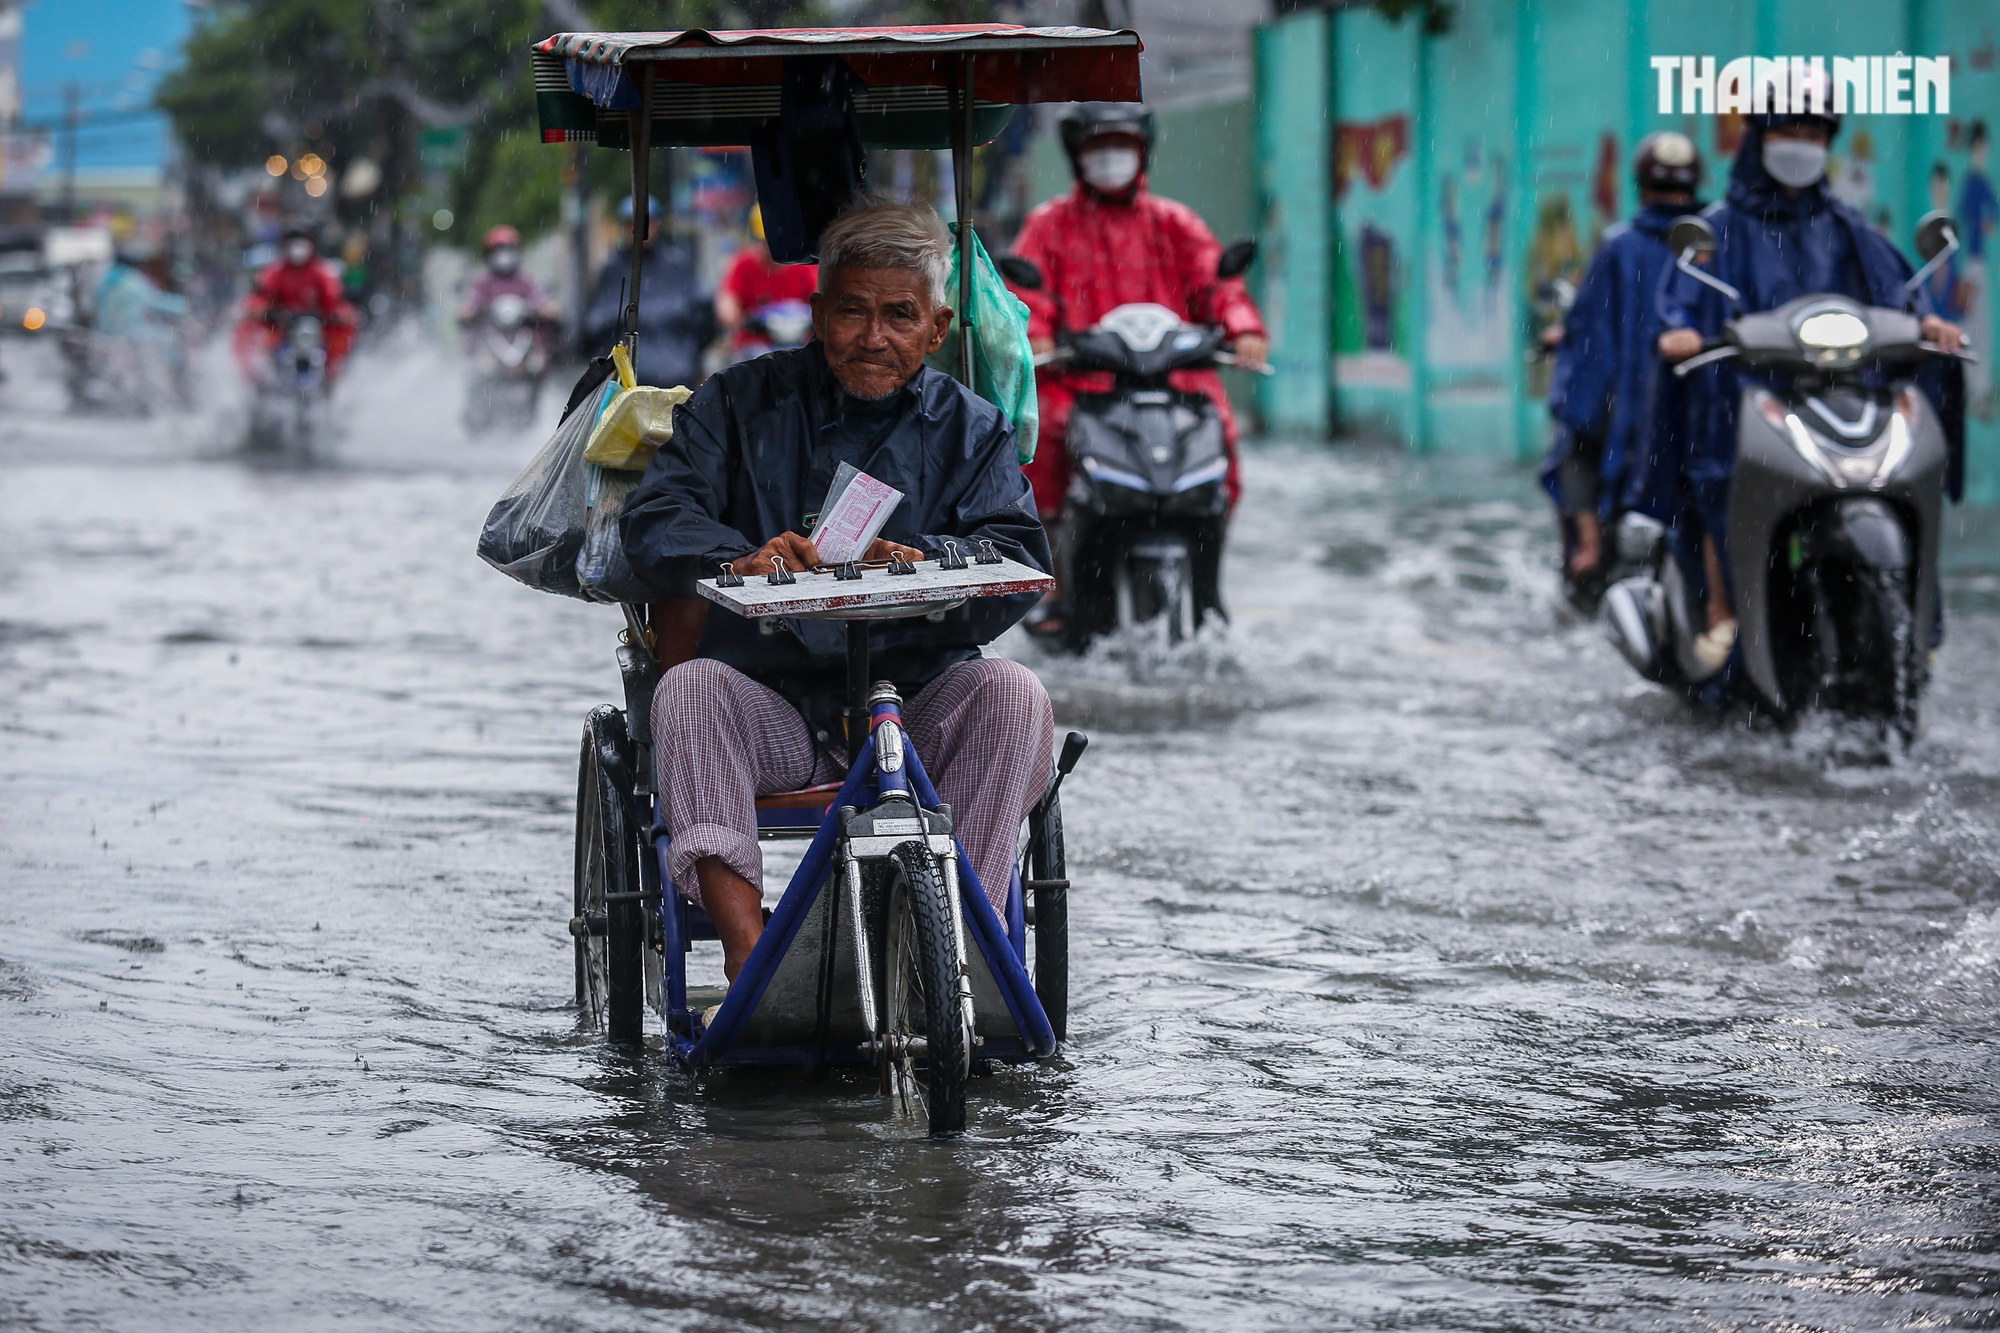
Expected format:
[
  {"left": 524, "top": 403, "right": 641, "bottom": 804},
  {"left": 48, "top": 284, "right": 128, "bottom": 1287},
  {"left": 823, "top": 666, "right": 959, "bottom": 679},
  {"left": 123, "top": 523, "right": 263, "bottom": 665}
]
[
  {"left": 285, "top": 239, "right": 314, "bottom": 265},
  {"left": 1762, "top": 138, "right": 1829, "bottom": 189},
  {"left": 489, "top": 247, "right": 520, "bottom": 275},
  {"left": 1079, "top": 145, "right": 1142, "bottom": 193}
]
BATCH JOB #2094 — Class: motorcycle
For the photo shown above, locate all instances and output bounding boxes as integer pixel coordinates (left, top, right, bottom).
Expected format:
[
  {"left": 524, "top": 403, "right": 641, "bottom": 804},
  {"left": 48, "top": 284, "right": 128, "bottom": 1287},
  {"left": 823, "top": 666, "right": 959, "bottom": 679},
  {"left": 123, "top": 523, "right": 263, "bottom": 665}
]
[
  {"left": 1601, "top": 212, "right": 1972, "bottom": 738},
  {"left": 731, "top": 297, "right": 814, "bottom": 362},
  {"left": 248, "top": 312, "right": 330, "bottom": 456},
  {"left": 1004, "top": 238, "right": 1263, "bottom": 649},
  {"left": 463, "top": 292, "right": 551, "bottom": 432}
]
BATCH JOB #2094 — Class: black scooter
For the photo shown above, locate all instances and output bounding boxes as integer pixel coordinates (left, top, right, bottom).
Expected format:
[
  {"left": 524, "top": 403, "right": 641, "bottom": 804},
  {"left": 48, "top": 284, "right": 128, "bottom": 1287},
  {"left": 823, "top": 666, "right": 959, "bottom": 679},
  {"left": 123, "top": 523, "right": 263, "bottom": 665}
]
[
  {"left": 1001, "top": 238, "right": 1263, "bottom": 649},
  {"left": 1602, "top": 212, "right": 1972, "bottom": 738}
]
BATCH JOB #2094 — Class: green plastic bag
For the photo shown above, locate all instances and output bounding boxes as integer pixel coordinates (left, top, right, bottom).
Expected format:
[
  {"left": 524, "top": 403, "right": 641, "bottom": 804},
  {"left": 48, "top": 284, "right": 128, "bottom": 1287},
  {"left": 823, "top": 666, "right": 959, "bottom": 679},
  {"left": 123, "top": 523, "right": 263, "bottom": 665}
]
[{"left": 927, "top": 229, "right": 1039, "bottom": 463}]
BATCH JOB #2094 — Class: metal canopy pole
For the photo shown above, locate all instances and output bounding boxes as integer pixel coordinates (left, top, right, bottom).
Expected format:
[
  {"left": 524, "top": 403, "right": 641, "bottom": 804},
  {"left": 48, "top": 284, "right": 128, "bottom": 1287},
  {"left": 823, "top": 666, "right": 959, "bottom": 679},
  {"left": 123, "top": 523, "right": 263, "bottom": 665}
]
[
  {"left": 951, "top": 53, "right": 977, "bottom": 395},
  {"left": 623, "top": 66, "right": 653, "bottom": 352}
]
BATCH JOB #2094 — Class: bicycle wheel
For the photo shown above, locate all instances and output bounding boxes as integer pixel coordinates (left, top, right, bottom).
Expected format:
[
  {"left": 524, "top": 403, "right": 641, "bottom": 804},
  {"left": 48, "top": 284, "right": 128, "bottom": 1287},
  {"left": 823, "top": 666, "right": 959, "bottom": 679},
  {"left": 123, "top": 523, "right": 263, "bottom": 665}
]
[
  {"left": 573, "top": 706, "right": 645, "bottom": 1044},
  {"left": 1027, "top": 791, "right": 1069, "bottom": 1042},
  {"left": 880, "top": 840, "right": 971, "bottom": 1137}
]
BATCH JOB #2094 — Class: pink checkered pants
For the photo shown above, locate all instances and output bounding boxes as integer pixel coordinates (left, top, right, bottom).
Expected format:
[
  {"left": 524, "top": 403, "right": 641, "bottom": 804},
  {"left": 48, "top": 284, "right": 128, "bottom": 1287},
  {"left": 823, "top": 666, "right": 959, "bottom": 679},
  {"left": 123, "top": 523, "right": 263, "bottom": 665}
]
[{"left": 652, "top": 656, "right": 1054, "bottom": 911}]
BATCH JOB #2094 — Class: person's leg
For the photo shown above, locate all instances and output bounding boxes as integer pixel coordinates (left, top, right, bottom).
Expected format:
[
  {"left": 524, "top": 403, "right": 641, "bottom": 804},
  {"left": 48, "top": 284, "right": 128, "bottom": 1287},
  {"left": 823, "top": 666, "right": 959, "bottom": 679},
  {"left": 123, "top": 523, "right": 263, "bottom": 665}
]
[
  {"left": 652, "top": 658, "right": 824, "bottom": 981},
  {"left": 1023, "top": 376, "right": 1076, "bottom": 521},
  {"left": 902, "top": 658, "right": 1055, "bottom": 911}
]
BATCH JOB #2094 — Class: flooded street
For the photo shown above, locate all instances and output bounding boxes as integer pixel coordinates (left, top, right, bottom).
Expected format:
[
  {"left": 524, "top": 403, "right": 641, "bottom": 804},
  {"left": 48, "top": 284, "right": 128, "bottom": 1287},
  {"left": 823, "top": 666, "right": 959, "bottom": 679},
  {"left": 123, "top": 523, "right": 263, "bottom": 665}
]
[{"left": 4, "top": 336, "right": 1999, "bottom": 1331}]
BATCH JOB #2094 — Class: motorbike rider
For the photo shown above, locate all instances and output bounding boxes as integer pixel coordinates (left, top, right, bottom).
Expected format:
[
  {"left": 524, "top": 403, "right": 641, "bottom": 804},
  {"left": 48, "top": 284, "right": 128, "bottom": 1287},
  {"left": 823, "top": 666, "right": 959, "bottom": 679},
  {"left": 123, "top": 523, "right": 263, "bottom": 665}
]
[
  {"left": 583, "top": 195, "right": 715, "bottom": 389},
  {"left": 458, "top": 225, "right": 559, "bottom": 330},
  {"left": 1542, "top": 132, "right": 1702, "bottom": 592},
  {"left": 1005, "top": 102, "right": 1268, "bottom": 631},
  {"left": 235, "top": 226, "right": 357, "bottom": 384},
  {"left": 715, "top": 205, "right": 818, "bottom": 358},
  {"left": 1658, "top": 89, "right": 1966, "bottom": 675}
]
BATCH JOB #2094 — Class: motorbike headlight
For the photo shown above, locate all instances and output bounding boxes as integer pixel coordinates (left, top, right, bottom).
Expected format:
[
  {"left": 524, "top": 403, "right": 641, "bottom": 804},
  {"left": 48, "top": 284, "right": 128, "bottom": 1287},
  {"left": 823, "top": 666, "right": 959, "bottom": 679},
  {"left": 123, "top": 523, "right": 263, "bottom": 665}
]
[
  {"left": 1079, "top": 455, "right": 1152, "bottom": 494},
  {"left": 1875, "top": 390, "right": 1921, "bottom": 488},
  {"left": 1796, "top": 310, "right": 1868, "bottom": 350}
]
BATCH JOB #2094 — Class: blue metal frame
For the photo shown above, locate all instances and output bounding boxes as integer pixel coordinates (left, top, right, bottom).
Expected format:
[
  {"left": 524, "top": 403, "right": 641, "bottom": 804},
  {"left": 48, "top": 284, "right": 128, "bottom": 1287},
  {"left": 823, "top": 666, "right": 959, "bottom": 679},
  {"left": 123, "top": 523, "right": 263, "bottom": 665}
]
[{"left": 644, "top": 695, "right": 1056, "bottom": 1069}]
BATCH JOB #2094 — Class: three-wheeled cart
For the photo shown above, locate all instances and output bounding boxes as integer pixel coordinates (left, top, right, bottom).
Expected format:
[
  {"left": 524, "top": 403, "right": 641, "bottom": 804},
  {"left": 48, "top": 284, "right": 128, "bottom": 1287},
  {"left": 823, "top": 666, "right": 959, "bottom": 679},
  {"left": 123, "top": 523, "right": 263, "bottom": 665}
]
[{"left": 545, "top": 23, "right": 1136, "bottom": 1133}]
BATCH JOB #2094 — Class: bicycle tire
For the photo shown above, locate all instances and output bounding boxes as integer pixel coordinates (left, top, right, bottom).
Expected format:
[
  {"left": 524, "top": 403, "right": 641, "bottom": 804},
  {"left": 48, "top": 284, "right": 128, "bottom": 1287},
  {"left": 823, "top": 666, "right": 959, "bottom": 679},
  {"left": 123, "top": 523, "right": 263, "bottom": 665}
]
[
  {"left": 1028, "top": 792, "right": 1069, "bottom": 1043},
  {"left": 881, "top": 841, "right": 970, "bottom": 1137},
  {"left": 575, "top": 706, "right": 645, "bottom": 1044}
]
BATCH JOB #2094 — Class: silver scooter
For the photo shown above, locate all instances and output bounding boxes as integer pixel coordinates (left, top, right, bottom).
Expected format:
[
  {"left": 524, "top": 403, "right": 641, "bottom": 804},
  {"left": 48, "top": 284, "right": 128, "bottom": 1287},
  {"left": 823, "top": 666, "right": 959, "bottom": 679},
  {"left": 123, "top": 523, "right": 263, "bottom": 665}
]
[{"left": 1603, "top": 212, "right": 1972, "bottom": 737}]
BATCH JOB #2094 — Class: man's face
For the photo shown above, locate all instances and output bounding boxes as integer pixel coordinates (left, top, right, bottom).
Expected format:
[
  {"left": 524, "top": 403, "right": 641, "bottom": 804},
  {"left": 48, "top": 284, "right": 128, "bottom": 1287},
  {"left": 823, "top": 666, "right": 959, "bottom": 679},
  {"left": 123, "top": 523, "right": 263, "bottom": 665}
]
[{"left": 811, "top": 264, "right": 952, "bottom": 401}]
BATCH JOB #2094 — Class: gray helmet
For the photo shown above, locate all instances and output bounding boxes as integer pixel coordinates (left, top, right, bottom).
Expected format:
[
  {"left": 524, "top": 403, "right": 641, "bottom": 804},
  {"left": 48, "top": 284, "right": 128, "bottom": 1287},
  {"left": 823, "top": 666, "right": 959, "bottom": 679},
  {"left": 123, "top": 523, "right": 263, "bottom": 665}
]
[
  {"left": 1635, "top": 131, "right": 1702, "bottom": 193},
  {"left": 1058, "top": 102, "right": 1155, "bottom": 167}
]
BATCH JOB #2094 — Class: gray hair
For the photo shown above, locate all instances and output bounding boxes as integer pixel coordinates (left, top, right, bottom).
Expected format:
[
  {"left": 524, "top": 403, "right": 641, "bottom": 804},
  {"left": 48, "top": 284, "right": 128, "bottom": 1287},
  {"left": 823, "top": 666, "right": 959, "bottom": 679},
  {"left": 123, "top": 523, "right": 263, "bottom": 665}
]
[{"left": 816, "top": 198, "right": 953, "bottom": 307}]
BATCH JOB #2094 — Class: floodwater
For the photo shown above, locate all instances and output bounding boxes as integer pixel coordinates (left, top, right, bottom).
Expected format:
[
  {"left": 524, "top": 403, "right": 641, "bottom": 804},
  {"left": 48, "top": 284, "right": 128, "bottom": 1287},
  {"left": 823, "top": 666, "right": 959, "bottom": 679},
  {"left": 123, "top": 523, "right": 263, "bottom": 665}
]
[{"left": 3, "top": 333, "right": 1999, "bottom": 1332}]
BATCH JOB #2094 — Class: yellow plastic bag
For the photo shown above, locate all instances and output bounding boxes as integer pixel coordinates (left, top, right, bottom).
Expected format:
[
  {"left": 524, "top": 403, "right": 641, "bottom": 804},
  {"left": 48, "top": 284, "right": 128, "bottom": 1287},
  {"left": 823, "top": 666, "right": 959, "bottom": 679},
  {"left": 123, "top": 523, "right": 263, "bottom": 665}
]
[{"left": 582, "top": 344, "right": 693, "bottom": 471}]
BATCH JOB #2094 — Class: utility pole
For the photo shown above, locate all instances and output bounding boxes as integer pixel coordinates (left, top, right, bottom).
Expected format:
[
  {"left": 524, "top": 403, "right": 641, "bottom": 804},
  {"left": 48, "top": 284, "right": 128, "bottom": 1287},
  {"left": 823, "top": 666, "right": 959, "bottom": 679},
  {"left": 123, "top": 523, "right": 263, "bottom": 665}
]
[{"left": 59, "top": 81, "right": 77, "bottom": 220}]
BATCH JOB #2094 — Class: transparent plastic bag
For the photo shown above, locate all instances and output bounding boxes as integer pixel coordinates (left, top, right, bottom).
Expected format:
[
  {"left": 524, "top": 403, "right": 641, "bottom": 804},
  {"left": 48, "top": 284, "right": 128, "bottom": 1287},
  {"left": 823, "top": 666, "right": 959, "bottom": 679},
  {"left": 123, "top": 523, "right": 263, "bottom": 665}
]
[
  {"left": 575, "top": 465, "right": 655, "bottom": 604},
  {"left": 477, "top": 376, "right": 619, "bottom": 597},
  {"left": 926, "top": 229, "right": 1039, "bottom": 462}
]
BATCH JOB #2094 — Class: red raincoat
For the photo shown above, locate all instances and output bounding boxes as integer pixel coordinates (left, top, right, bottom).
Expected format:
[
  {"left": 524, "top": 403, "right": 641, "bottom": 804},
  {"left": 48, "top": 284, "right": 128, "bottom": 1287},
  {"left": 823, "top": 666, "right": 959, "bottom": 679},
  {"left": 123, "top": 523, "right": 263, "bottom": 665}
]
[
  {"left": 1007, "top": 180, "right": 1266, "bottom": 515},
  {"left": 234, "top": 258, "right": 357, "bottom": 382}
]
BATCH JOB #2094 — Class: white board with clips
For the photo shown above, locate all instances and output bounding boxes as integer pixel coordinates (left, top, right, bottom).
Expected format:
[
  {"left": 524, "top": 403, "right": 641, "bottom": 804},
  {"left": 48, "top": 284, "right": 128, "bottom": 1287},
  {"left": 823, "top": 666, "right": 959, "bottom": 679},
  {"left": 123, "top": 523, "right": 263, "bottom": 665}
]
[{"left": 696, "top": 550, "right": 1053, "bottom": 620}]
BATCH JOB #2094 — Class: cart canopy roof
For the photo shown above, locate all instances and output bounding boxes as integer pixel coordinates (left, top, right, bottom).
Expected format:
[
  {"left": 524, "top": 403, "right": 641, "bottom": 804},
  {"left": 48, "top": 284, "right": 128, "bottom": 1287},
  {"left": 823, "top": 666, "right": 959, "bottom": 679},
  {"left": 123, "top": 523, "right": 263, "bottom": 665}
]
[{"left": 533, "top": 24, "right": 1142, "bottom": 150}]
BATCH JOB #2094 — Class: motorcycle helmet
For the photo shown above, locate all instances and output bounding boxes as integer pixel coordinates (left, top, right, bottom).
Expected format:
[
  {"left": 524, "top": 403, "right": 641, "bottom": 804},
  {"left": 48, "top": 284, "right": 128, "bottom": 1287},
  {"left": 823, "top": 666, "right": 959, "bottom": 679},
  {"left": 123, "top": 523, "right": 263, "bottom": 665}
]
[
  {"left": 618, "top": 194, "right": 663, "bottom": 224},
  {"left": 1634, "top": 132, "right": 1702, "bottom": 194},
  {"left": 484, "top": 224, "right": 522, "bottom": 275},
  {"left": 1058, "top": 102, "right": 1155, "bottom": 188}
]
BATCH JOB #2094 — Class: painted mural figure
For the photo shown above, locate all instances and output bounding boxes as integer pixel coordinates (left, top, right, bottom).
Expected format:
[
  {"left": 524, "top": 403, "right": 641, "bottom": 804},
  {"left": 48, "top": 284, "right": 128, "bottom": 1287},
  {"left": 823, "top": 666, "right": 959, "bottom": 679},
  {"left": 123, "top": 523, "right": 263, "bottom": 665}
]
[
  {"left": 1955, "top": 121, "right": 1995, "bottom": 404},
  {"left": 1657, "top": 95, "right": 1967, "bottom": 685},
  {"left": 1540, "top": 132, "right": 1703, "bottom": 607}
]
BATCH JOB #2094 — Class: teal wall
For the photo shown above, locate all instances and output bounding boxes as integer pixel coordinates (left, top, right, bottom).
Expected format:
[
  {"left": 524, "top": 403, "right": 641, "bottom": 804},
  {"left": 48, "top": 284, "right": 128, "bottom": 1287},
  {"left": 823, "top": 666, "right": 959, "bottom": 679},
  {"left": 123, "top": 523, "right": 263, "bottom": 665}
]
[{"left": 1258, "top": 0, "right": 2000, "bottom": 501}]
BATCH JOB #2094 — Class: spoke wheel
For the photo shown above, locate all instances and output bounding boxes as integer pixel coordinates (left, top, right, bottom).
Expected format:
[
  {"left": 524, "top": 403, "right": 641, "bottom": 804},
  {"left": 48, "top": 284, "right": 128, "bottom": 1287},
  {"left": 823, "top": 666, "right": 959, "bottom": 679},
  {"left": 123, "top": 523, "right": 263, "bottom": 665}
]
[
  {"left": 574, "top": 706, "right": 645, "bottom": 1044},
  {"left": 1027, "top": 792, "right": 1069, "bottom": 1043},
  {"left": 880, "top": 841, "right": 970, "bottom": 1137}
]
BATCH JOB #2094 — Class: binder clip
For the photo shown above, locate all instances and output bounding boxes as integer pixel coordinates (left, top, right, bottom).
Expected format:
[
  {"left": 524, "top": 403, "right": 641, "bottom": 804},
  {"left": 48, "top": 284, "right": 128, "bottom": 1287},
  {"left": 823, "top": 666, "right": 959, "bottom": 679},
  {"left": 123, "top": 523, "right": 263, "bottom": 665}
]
[
  {"left": 887, "top": 554, "right": 917, "bottom": 575},
  {"left": 716, "top": 561, "right": 744, "bottom": 588},
  {"left": 834, "top": 561, "right": 863, "bottom": 581},
  {"left": 767, "top": 554, "right": 796, "bottom": 586},
  {"left": 975, "top": 539, "right": 1002, "bottom": 565},
  {"left": 938, "top": 539, "right": 968, "bottom": 571}
]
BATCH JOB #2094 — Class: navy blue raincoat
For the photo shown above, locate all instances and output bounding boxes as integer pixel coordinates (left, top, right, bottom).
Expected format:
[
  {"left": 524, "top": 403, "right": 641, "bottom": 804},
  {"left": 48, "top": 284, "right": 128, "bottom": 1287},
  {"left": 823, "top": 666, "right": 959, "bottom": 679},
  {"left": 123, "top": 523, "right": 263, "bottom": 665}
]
[
  {"left": 1542, "top": 202, "right": 1690, "bottom": 522},
  {"left": 620, "top": 343, "right": 1050, "bottom": 742},
  {"left": 1657, "top": 124, "right": 1965, "bottom": 550}
]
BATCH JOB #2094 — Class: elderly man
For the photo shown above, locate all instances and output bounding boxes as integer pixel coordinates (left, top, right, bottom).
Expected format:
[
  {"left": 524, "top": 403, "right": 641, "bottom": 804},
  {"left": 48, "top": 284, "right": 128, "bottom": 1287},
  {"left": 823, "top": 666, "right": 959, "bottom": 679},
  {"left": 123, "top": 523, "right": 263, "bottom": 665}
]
[{"left": 621, "top": 199, "right": 1054, "bottom": 983}]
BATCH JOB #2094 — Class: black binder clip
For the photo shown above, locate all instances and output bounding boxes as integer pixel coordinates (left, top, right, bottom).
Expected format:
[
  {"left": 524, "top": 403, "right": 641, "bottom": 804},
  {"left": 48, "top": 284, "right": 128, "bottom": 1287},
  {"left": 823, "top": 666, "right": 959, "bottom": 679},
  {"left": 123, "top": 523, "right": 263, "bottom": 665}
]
[
  {"left": 938, "top": 539, "right": 968, "bottom": 571},
  {"left": 834, "top": 561, "right": 863, "bottom": 581},
  {"left": 766, "top": 554, "right": 796, "bottom": 586},
  {"left": 716, "top": 561, "right": 744, "bottom": 588},
  {"left": 975, "top": 539, "right": 1002, "bottom": 565},
  {"left": 887, "top": 554, "right": 917, "bottom": 575}
]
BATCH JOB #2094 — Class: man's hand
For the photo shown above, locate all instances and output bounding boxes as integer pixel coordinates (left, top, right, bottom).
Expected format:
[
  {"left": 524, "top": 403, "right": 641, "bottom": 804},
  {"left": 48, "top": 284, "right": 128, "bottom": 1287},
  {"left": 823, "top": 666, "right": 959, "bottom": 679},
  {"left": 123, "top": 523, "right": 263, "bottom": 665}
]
[
  {"left": 1030, "top": 335, "right": 1057, "bottom": 356},
  {"left": 731, "top": 531, "right": 821, "bottom": 576},
  {"left": 1658, "top": 328, "right": 1704, "bottom": 363},
  {"left": 1233, "top": 334, "right": 1270, "bottom": 370},
  {"left": 863, "top": 537, "right": 926, "bottom": 565},
  {"left": 1921, "top": 314, "right": 1967, "bottom": 354}
]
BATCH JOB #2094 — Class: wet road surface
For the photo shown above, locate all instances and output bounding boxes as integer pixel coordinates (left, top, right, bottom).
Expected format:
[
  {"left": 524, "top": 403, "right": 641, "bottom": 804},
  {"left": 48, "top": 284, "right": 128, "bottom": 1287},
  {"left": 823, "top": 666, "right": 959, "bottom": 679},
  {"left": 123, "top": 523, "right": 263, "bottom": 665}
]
[{"left": 3, "top": 336, "right": 1999, "bottom": 1330}]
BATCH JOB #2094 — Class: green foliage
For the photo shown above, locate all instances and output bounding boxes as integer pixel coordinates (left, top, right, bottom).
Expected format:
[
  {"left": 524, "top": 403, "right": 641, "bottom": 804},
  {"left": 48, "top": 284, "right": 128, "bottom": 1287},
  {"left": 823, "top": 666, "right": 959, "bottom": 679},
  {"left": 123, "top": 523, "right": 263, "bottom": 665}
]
[{"left": 455, "top": 128, "right": 567, "bottom": 247}]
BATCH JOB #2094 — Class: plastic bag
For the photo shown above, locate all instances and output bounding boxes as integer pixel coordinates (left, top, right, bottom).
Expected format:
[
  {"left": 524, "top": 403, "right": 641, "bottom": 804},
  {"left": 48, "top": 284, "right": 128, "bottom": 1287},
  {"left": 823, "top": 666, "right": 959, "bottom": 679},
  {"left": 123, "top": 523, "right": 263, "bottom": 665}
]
[
  {"left": 926, "top": 229, "right": 1039, "bottom": 463},
  {"left": 583, "top": 346, "right": 692, "bottom": 471},
  {"left": 477, "top": 375, "right": 620, "bottom": 597},
  {"left": 575, "top": 465, "right": 655, "bottom": 604}
]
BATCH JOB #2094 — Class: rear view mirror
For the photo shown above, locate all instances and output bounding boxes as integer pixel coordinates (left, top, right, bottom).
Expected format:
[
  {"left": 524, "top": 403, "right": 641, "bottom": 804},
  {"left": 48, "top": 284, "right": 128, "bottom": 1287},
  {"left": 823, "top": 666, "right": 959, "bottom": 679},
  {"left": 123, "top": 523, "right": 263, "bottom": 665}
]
[
  {"left": 1217, "top": 237, "right": 1258, "bottom": 280},
  {"left": 997, "top": 255, "right": 1044, "bottom": 290},
  {"left": 1667, "top": 215, "right": 1717, "bottom": 259},
  {"left": 1915, "top": 211, "right": 1959, "bottom": 264}
]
